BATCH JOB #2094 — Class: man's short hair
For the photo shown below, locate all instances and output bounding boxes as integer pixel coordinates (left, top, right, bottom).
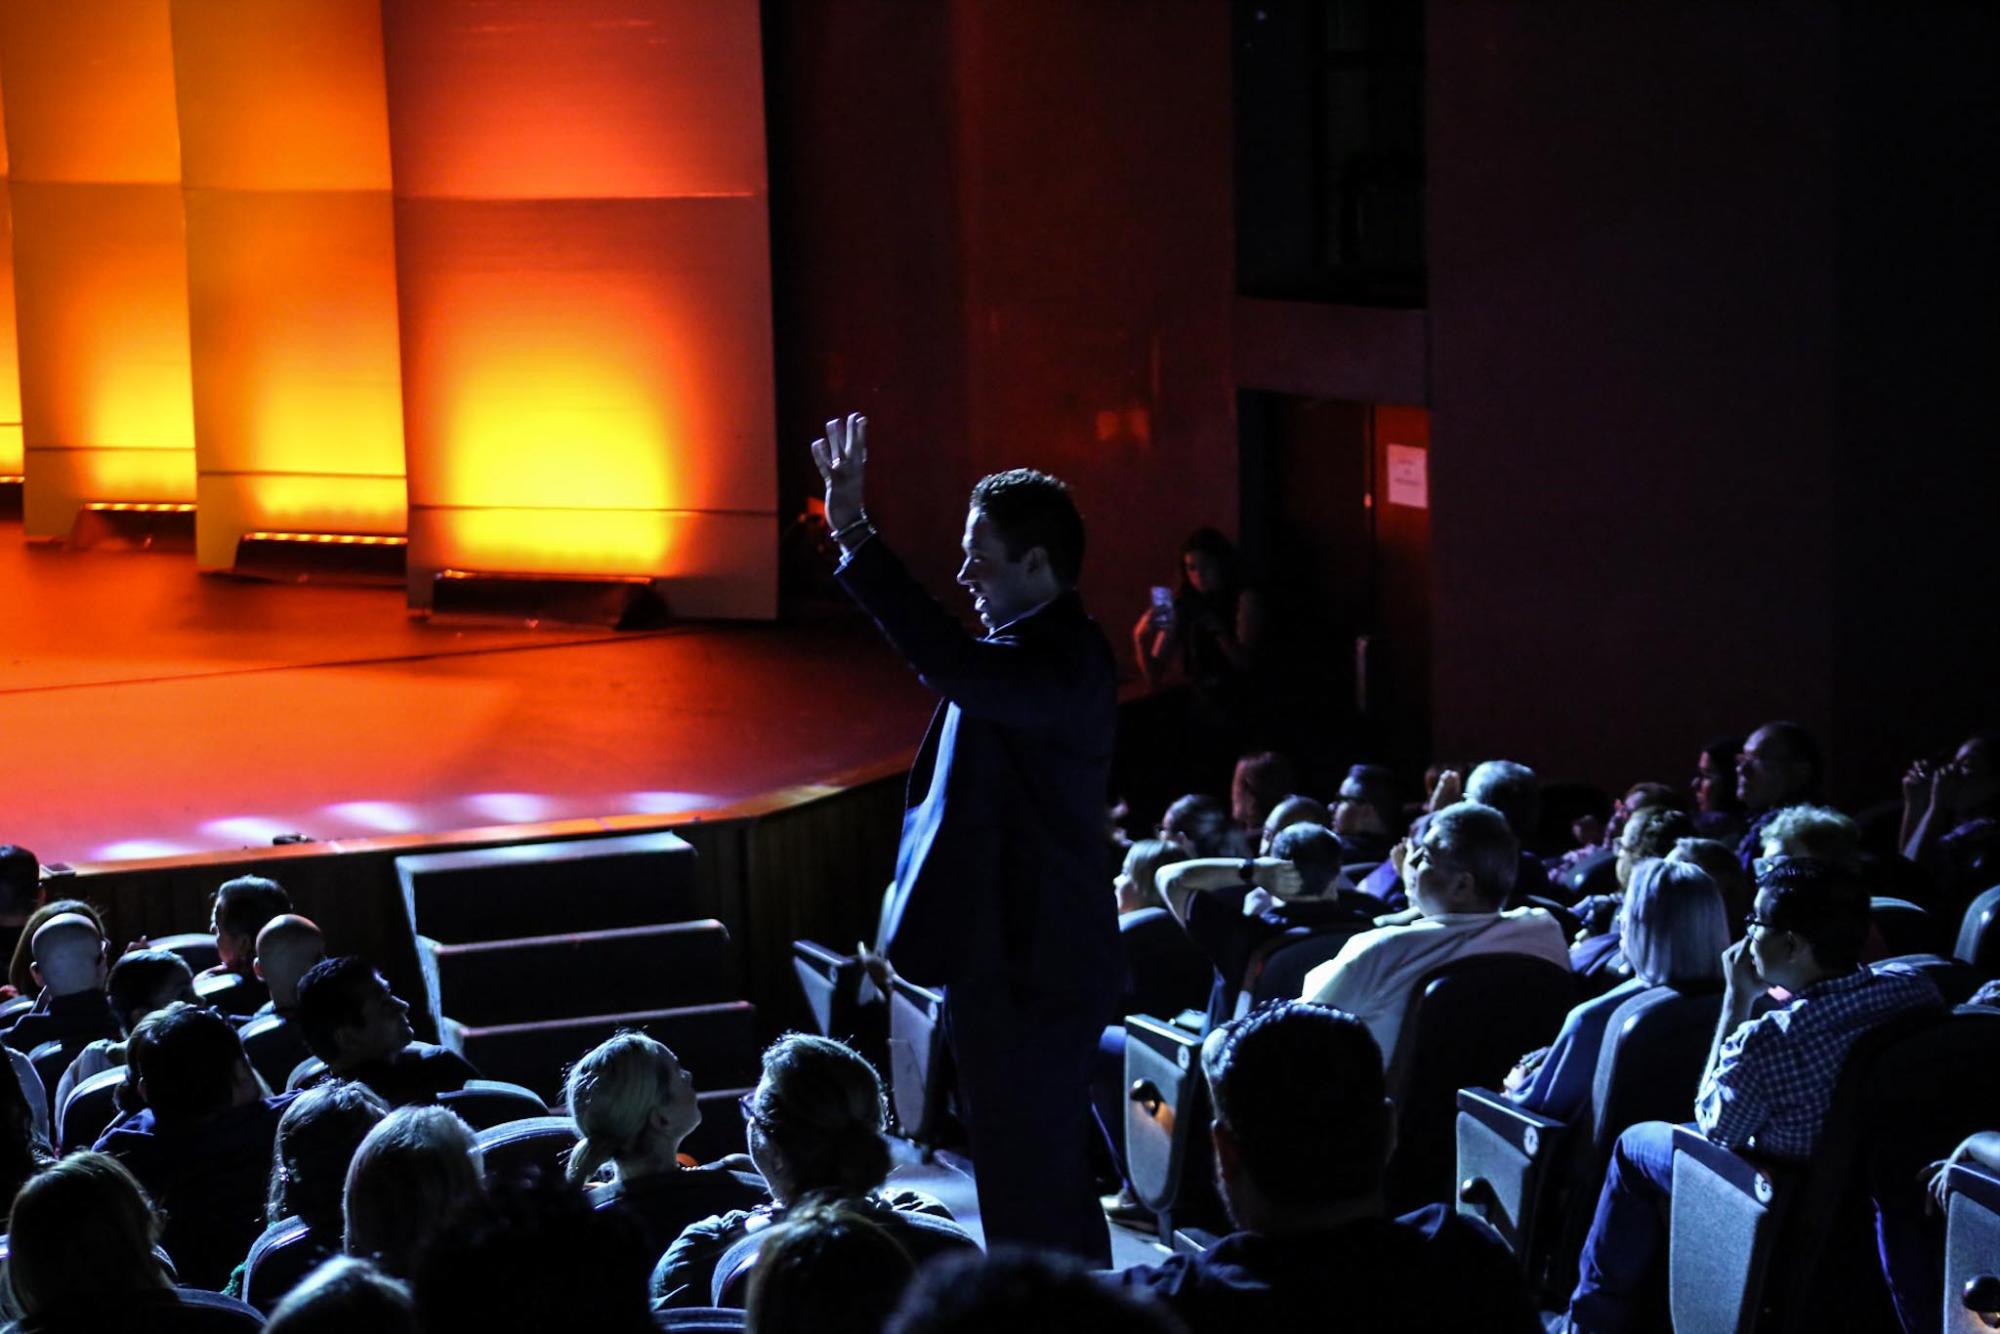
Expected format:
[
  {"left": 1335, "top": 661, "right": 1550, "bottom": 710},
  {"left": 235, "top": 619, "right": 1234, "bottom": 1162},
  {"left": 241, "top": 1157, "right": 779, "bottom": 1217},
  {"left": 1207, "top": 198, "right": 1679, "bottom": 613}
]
[
  {"left": 106, "top": 949, "right": 194, "bottom": 1036},
  {"left": 1755, "top": 855, "right": 1871, "bottom": 973},
  {"left": 1201, "top": 1001, "right": 1387, "bottom": 1208},
  {"left": 1428, "top": 801, "right": 1521, "bottom": 908},
  {"left": 1159, "top": 794, "right": 1245, "bottom": 859},
  {"left": 1466, "top": 760, "right": 1540, "bottom": 840},
  {"left": 1623, "top": 805, "right": 1696, "bottom": 860},
  {"left": 132, "top": 1002, "right": 246, "bottom": 1123},
  {"left": 744, "top": 1195, "right": 919, "bottom": 1334},
  {"left": 1342, "top": 764, "right": 1401, "bottom": 831},
  {"left": 1270, "top": 823, "right": 1343, "bottom": 898},
  {"left": 1757, "top": 804, "right": 1861, "bottom": 870},
  {"left": 295, "top": 955, "right": 379, "bottom": 1062},
  {"left": 214, "top": 875, "right": 292, "bottom": 940},
  {"left": 1264, "top": 794, "right": 1330, "bottom": 835},
  {"left": 885, "top": 1249, "right": 1182, "bottom": 1334},
  {"left": 0, "top": 846, "right": 39, "bottom": 918},
  {"left": 967, "top": 469, "right": 1085, "bottom": 587}
]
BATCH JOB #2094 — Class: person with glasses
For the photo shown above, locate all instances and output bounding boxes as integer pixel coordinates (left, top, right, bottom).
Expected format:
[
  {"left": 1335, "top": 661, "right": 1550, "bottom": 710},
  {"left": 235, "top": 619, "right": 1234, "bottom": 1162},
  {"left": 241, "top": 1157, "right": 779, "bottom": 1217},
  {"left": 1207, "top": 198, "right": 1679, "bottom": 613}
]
[
  {"left": 1559, "top": 855, "right": 1943, "bottom": 1333},
  {"left": 650, "top": 1035, "right": 974, "bottom": 1311}
]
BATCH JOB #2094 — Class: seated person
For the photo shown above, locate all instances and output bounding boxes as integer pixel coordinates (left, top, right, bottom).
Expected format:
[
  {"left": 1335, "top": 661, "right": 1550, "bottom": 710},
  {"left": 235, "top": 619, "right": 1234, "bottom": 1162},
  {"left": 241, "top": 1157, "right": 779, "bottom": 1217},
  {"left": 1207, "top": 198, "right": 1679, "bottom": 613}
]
[
  {"left": 92, "top": 1002, "right": 297, "bottom": 1290},
  {"left": 1163, "top": 824, "right": 1373, "bottom": 1029},
  {"left": 896, "top": 1251, "right": 1184, "bottom": 1334},
  {"left": 1562, "top": 856, "right": 1945, "bottom": 1332},
  {"left": 1301, "top": 802, "right": 1571, "bottom": 1069},
  {"left": 238, "top": 914, "right": 325, "bottom": 1092},
  {"left": 1111, "top": 1001, "right": 1539, "bottom": 1334},
  {"left": 412, "top": 1175, "right": 656, "bottom": 1334},
  {"left": 1330, "top": 764, "right": 1402, "bottom": 867},
  {"left": 1466, "top": 760, "right": 1558, "bottom": 903},
  {"left": 1230, "top": 753, "right": 1296, "bottom": 837},
  {"left": 5, "top": 898, "right": 105, "bottom": 1001},
  {"left": 294, "top": 955, "right": 479, "bottom": 1105},
  {"left": 1113, "top": 839, "right": 1213, "bottom": 1017},
  {"left": 1507, "top": 858, "right": 1728, "bottom": 1119},
  {"left": 262, "top": 1257, "right": 415, "bottom": 1334},
  {"left": 1733, "top": 720, "right": 1825, "bottom": 867},
  {"left": 1902, "top": 732, "right": 2000, "bottom": 918},
  {"left": 1256, "top": 794, "right": 1329, "bottom": 857},
  {"left": 564, "top": 1032, "right": 767, "bottom": 1256},
  {"left": 52, "top": 947, "right": 197, "bottom": 1145},
  {"left": 239, "top": 1081, "right": 390, "bottom": 1309},
  {"left": 1758, "top": 803, "right": 1862, "bottom": 868},
  {"left": 3, "top": 911, "right": 121, "bottom": 1054},
  {"left": 1691, "top": 735, "right": 1748, "bottom": 845},
  {"left": 0, "top": 844, "right": 38, "bottom": 992},
  {"left": 743, "top": 1195, "right": 921, "bottom": 1334},
  {"left": 1, "top": 1044, "right": 49, "bottom": 1229},
  {"left": 199, "top": 875, "right": 294, "bottom": 1016},
  {"left": 1157, "top": 794, "right": 1251, "bottom": 861},
  {"left": 1569, "top": 804, "right": 1697, "bottom": 979},
  {"left": 5, "top": 1152, "right": 264, "bottom": 1332},
  {"left": 343, "top": 1105, "right": 486, "bottom": 1279},
  {"left": 651, "top": 1034, "right": 975, "bottom": 1309}
]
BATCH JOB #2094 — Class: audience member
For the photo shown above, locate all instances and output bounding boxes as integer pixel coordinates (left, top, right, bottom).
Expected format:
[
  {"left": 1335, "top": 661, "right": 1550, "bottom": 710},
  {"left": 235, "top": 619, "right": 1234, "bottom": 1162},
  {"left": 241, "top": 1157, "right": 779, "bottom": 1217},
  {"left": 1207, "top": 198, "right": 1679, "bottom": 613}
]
[
  {"left": 200, "top": 875, "right": 293, "bottom": 1015},
  {"left": 1111, "top": 1002, "right": 1538, "bottom": 1333},
  {"left": 294, "top": 955, "right": 478, "bottom": 1104},
  {"left": 1506, "top": 859, "right": 1728, "bottom": 1118},
  {"left": 240, "top": 1081, "right": 391, "bottom": 1306},
  {"left": 413, "top": 1174, "right": 656, "bottom": 1334},
  {"left": 742, "top": 1194, "right": 920, "bottom": 1334},
  {"left": 1466, "top": 759, "right": 1557, "bottom": 901},
  {"left": 1162, "top": 824, "right": 1371, "bottom": 1028},
  {"left": 93, "top": 1002, "right": 294, "bottom": 1289},
  {"left": 1758, "top": 803, "right": 1862, "bottom": 868},
  {"left": 1570, "top": 803, "right": 1698, "bottom": 978},
  {"left": 1229, "top": 752, "right": 1294, "bottom": 835},
  {"left": 239, "top": 914, "right": 325, "bottom": 1092},
  {"left": 1330, "top": 764, "right": 1402, "bottom": 866},
  {"left": 343, "top": 1104, "right": 485, "bottom": 1279},
  {"left": 1691, "top": 734, "right": 1747, "bottom": 842},
  {"left": 1733, "top": 720, "right": 1824, "bottom": 866},
  {"left": 261, "top": 1257, "right": 415, "bottom": 1334},
  {"left": 1157, "top": 794, "right": 1249, "bottom": 860},
  {"left": 4, "top": 898, "right": 104, "bottom": 1000},
  {"left": 5, "top": 1151, "right": 263, "bottom": 1332},
  {"left": 1112, "top": 839, "right": 1212, "bottom": 1018},
  {"left": 1132, "top": 528, "right": 1264, "bottom": 770},
  {"left": 651, "top": 1034, "right": 975, "bottom": 1309},
  {"left": 1563, "top": 856, "right": 1944, "bottom": 1331},
  {"left": 0, "top": 1042, "right": 50, "bottom": 1226},
  {"left": 3, "top": 910, "right": 120, "bottom": 1054},
  {"left": 51, "top": 947, "right": 196, "bottom": 1131},
  {"left": 1301, "top": 802, "right": 1571, "bottom": 1067},
  {"left": 1901, "top": 731, "right": 1999, "bottom": 913},
  {"left": 1256, "top": 794, "right": 1329, "bottom": 857},
  {"left": 0, "top": 845, "right": 38, "bottom": 987},
  {"left": 892, "top": 1249, "right": 1185, "bottom": 1334},
  {"left": 565, "top": 1032, "right": 768, "bottom": 1256},
  {"left": 1667, "top": 836, "right": 1754, "bottom": 933}
]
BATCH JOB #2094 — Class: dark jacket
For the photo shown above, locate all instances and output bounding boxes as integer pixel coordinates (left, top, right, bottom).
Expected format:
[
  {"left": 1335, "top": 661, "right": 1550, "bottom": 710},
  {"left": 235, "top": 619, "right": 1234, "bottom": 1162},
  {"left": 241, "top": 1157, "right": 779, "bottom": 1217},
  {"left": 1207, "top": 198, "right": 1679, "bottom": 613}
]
[{"left": 836, "top": 538, "right": 1120, "bottom": 996}]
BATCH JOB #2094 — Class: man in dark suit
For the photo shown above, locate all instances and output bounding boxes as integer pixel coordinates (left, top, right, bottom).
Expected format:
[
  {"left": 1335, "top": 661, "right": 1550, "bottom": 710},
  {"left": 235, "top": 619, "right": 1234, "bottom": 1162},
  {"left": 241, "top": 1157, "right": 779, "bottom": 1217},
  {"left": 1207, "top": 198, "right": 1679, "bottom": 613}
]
[{"left": 814, "top": 412, "right": 1119, "bottom": 1264}]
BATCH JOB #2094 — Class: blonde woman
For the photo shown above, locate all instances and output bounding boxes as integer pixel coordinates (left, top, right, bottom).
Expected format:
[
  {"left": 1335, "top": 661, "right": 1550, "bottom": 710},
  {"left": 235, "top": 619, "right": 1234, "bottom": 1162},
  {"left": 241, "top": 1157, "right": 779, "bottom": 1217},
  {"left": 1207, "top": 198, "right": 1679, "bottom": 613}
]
[{"left": 564, "top": 1032, "right": 767, "bottom": 1255}]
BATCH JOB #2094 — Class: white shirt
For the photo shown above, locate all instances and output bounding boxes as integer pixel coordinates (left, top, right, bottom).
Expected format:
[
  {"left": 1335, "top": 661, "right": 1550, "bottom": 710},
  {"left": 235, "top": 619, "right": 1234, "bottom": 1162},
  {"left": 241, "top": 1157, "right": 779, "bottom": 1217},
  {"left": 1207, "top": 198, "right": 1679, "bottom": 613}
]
[{"left": 1301, "top": 907, "right": 1572, "bottom": 1069}]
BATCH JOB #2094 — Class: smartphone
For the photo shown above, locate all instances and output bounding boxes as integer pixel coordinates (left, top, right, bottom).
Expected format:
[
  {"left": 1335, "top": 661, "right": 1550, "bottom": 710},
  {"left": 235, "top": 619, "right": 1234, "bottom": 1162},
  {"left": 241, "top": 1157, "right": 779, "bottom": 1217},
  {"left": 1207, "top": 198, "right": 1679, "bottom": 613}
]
[{"left": 1149, "top": 585, "right": 1174, "bottom": 613}]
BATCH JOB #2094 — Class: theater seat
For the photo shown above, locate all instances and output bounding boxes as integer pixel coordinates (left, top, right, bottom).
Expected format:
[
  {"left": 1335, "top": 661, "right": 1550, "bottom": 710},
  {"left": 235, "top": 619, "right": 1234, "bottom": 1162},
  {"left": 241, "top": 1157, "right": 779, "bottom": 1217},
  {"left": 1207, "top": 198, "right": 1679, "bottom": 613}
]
[
  {"left": 0, "top": 996, "right": 33, "bottom": 1029},
  {"left": 1955, "top": 885, "right": 2000, "bottom": 976},
  {"left": 1943, "top": 1160, "right": 2000, "bottom": 1334},
  {"left": 476, "top": 1115, "right": 579, "bottom": 1185},
  {"left": 791, "top": 939, "right": 889, "bottom": 1079},
  {"left": 285, "top": 1056, "right": 328, "bottom": 1091},
  {"left": 239, "top": 1216, "right": 326, "bottom": 1315},
  {"left": 654, "top": 1308, "right": 747, "bottom": 1332},
  {"left": 1385, "top": 955, "right": 1575, "bottom": 1213},
  {"left": 1123, "top": 1012, "right": 1224, "bottom": 1241},
  {"left": 1870, "top": 896, "right": 1941, "bottom": 958},
  {"left": 148, "top": 932, "right": 222, "bottom": 976},
  {"left": 56, "top": 1065, "right": 129, "bottom": 1154},
  {"left": 1231, "top": 923, "right": 1367, "bottom": 1021},
  {"left": 885, "top": 978, "right": 954, "bottom": 1150},
  {"left": 439, "top": 1079, "right": 549, "bottom": 1130},
  {"left": 26, "top": 1038, "right": 88, "bottom": 1123},
  {"left": 238, "top": 1012, "right": 311, "bottom": 1096}
]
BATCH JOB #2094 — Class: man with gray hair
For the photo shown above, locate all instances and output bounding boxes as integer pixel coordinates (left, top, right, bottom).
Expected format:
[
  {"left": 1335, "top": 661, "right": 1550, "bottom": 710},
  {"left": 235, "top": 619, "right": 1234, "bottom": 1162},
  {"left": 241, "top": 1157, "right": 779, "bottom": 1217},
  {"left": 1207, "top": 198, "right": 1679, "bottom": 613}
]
[
  {"left": 1466, "top": 759, "right": 1557, "bottom": 902},
  {"left": 1301, "top": 802, "right": 1570, "bottom": 1068}
]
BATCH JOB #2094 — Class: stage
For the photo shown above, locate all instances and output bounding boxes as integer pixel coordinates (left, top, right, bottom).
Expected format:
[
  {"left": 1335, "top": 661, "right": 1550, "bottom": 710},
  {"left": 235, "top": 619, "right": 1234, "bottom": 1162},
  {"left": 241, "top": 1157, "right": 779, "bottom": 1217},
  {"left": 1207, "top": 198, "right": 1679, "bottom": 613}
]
[{"left": 0, "top": 516, "right": 938, "bottom": 868}]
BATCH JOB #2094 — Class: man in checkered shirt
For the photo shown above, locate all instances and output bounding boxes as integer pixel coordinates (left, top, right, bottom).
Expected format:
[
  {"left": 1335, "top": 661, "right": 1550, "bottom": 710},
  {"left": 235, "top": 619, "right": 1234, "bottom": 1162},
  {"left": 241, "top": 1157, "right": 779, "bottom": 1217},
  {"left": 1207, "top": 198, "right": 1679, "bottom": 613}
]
[{"left": 1559, "top": 855, "right": 1943, "bottom": 1333}]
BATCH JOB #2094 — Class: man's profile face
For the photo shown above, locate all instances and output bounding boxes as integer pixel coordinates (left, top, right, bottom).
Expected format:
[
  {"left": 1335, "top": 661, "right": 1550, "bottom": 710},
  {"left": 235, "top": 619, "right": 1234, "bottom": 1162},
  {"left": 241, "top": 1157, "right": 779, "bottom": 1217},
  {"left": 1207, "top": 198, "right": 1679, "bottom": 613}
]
[
  {"left": 342, "top": 971, "right": 414, "bottom": 1065},
  {"left": 957, "top": 508, "right": 1043, "bottom": 631},
  {"left": 1332, "top": 779, "right": 1384, "bottom": 837},
  {"left": 1736, "top": 727, "right": 1802, "bottom": 811}
]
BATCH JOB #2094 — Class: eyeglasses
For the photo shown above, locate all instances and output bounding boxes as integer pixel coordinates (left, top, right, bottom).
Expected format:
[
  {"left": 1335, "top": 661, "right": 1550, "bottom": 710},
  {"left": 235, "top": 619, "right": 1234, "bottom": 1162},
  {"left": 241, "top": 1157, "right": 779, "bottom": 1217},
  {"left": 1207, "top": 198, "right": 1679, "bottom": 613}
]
[
  {"left": 1743, "top": 914, "right": 1783, "bottom": 936},
  {"left": 737, "top": 1092, "right": 765, "bottom": 1128}
]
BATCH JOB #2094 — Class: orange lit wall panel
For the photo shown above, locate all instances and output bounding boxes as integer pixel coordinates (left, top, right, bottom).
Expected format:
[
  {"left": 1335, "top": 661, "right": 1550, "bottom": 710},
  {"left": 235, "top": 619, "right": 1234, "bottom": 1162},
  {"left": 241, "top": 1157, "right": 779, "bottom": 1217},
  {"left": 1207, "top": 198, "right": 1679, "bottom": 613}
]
[
  {"left": 0, "top": 0, "right": 194, "bottom": 538},
  {"left": 0, "top": 83, "right": 21, "bottom": 479},
  {"left": 382, "top": 1, "right": 776, "bottom": 618},
  {"left": 171, "top": 0, "right": 405, "bottom": 569}
]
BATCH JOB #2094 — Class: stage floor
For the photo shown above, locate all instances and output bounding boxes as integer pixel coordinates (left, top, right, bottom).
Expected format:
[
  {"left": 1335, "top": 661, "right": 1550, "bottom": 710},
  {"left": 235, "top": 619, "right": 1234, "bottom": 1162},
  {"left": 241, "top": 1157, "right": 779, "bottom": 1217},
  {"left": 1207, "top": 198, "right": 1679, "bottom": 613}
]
[{"left": 0, "top": 520, "right": 936, "bottom": 865}]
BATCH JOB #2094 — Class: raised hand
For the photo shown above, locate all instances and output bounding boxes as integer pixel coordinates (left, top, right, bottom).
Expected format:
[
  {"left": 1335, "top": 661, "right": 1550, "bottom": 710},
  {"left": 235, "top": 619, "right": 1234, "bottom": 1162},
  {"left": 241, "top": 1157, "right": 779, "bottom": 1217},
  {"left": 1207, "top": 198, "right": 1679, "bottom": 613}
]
[{"left": 810, "top": 412, "right": 868, "bottom": 534}]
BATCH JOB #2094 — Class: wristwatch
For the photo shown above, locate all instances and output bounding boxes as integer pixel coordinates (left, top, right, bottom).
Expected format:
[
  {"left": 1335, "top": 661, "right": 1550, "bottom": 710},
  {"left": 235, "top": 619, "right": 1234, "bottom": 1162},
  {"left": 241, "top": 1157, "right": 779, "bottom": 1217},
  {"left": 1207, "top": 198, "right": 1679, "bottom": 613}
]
[{"left": 1238, "top": 859, "right": 1257, "bottom": 884}]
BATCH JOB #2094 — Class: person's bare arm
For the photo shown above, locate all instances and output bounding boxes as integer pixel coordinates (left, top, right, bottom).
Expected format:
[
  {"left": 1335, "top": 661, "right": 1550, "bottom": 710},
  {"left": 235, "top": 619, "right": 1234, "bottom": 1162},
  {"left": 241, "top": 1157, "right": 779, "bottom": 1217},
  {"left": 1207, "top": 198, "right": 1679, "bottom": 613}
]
[{"left": 1158, "top": 857, "right": 1301, "bottom": 925}]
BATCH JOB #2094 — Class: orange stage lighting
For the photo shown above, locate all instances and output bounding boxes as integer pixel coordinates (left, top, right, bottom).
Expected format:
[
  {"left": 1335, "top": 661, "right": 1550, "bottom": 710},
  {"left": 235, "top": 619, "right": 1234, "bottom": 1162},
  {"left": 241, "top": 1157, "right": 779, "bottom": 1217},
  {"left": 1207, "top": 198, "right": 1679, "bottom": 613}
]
[
  {"left": 171, "top": 0, "right": 407, "bottom": 570},
  {"left": 0, "top": 0, "right": 196, "bottom": 539},
  {"left": 0, "top": 81, "right": 21, "bottom": 480},
  {"left": 381, "top": 0, "right": 776, "bottom": 618}
]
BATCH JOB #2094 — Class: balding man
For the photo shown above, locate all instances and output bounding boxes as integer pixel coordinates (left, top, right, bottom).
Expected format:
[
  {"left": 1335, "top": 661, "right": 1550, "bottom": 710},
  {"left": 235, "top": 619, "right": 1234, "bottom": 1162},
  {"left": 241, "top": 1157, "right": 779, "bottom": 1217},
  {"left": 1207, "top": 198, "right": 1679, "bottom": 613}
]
[
  {"left": 239, "top": 915, "right": 325, "bottom": 1091},
  {"left": 2, "top": 913, "right": 121, "bottom": 1054}
]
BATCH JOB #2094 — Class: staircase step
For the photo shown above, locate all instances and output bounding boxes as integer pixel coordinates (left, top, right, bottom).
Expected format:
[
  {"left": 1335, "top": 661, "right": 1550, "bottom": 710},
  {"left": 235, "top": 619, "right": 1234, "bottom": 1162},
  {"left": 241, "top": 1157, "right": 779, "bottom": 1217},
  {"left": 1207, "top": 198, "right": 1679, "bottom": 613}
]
[
  {"left": 425, "top": 920, "right": 735, "bottom": 1027},
  {"left": 449, "top": 1001, "right": 759, "bottom": 1105},
  {"left": 395, "top": 832, "right": 700, "bottom": 945}
]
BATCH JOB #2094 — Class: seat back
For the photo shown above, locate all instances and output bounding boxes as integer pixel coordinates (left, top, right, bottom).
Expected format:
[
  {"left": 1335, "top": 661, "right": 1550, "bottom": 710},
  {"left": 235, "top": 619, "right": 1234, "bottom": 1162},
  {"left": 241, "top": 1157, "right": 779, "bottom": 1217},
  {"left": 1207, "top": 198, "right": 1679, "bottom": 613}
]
[
  {"left": 239, "top": 1216, "right": 324, "bottom": 1315},
  {"left": 1232, "top": 923, "right": 1367, "bottom": 1019},
  {"left": 1386, "top": 955, "right": 1576, "bottom": 1212},
  {"left": 1870, "top": 896, "right": 1941, "bottom": 959},
  {"left": 476, "top": 1114, "right": 580, "bottom": 1185},
  {"left": 239, "top": 1013, "right": 312, "bottom": 1095},
  {"left": 792, "top": 939, "right": 862, "bottom": 1038},
  {"left": 440, "top": 1079, "right": 550, "bottom": 1131},
  {"left": 1944, "top": 1162, "right": 2000, "bottom": 1334},
  {"left": 26, "top": 1039, "right": 83, "bottom": 1122},
  {"left": 56, "top": 1065, "right": 128, "bottom": 1155},
  {"left": 148, "top": 931, "right": 221, "bottom": 975},
  {"left": 0, "top": 996, "right": 33, "bottom": 1028},
  {"left": 1586, "top": 985, "right": 1723, "bottom": 1160},
  {"left": 1123, "top": 1012, "right": 1210, "bottom": 1233},
  {"left": 654, "top": 1308, "right": 747, "bottom": 1333},
  {"left": 885, "top": 978, "right": 953, "bottom": 1147},
  {"left": 1955, "top": 885, "right": 2000, "bottom": 974},
  {"left": 285, "top": 1055, "right": 329, "bottom": 1091}
]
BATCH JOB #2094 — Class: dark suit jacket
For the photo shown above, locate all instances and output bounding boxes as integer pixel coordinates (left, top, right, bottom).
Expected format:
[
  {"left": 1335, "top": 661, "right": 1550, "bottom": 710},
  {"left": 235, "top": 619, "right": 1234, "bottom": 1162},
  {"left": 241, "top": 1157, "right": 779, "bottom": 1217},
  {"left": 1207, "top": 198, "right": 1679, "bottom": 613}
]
[{"left": 836, "top": 538, "right": 1120, "bottom": 997}]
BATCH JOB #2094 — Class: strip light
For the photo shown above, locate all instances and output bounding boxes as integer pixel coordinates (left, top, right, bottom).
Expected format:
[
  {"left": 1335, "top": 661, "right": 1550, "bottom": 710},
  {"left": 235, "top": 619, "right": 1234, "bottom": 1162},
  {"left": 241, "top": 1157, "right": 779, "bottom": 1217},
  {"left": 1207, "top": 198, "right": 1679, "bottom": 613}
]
[
  {"left": 82, "top": 502, "right": 197, "bottom": 513},
  {"left": 243, "top": 531, "right": 407, "bottom": 546}
]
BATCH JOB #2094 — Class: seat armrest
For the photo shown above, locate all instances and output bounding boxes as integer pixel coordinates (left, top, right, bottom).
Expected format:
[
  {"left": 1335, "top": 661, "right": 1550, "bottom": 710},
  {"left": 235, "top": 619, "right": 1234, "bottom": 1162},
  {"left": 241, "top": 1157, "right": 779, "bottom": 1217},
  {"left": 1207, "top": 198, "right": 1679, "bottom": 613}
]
[
  {"left": 792, "top": 939, "right": 852, "bottom": 969},
  {"left": 1946, "top": 1161, "right": 2000, "bottom": 1214},
  {"left": 1671, "top": 1124, "right": 1786, "bottom": 1202},
  {"left": 1457, "top": 1086, "right": 1566, "bottom": 1154}
]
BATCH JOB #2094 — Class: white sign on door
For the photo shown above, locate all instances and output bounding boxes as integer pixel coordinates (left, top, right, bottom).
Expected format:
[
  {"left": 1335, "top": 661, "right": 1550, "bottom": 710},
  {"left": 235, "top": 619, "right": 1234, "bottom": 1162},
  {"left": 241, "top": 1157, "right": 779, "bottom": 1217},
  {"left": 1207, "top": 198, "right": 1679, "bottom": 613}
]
[{"left": 1386, "top": 443, "right": 1428, "bottom": 510}]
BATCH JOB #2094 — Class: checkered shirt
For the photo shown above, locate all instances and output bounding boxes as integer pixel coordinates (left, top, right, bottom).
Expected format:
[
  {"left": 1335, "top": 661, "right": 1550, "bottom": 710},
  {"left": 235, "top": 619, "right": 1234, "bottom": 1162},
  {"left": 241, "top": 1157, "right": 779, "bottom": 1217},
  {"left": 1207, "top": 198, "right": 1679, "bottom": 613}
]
[{"left": 1695, "top": 962, "right": 1943, "bottom": 1159}]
